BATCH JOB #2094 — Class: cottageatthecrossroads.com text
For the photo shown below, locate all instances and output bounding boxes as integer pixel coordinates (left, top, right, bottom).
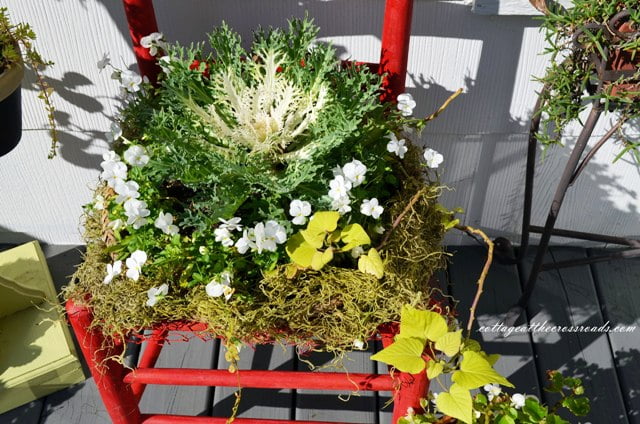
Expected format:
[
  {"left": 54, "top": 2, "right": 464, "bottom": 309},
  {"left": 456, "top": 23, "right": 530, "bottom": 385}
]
[{"left": 477, "top": 321, "right": 637, "bottom": 338}]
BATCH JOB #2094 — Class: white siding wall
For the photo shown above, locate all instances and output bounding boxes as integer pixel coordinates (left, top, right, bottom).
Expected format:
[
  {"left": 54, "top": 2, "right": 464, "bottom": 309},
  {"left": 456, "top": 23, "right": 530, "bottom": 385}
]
[{"left": 1, "top": 0, "right": 638, "bottom": 245}]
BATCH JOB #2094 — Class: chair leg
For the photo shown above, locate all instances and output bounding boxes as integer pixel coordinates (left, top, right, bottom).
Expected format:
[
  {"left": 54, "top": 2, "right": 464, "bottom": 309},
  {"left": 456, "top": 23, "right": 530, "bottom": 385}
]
[
  {"left": 380, "top": 324, "right": 429, "bottom": 423},
  {"left": 66, "top": 300, "right": 142, "bottom": 424}
]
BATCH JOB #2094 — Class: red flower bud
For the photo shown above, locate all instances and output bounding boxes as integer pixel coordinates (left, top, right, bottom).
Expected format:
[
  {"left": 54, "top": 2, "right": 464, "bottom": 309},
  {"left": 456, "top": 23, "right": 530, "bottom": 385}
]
[{"left": 276, "top": 66, "right": 284, "bottom": 73}]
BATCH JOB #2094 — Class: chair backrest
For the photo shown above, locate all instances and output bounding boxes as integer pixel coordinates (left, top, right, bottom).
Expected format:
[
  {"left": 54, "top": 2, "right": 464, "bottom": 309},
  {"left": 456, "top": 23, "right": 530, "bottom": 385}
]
[{"left": 121, "top": 0, "right": 414, "bottom": 101}]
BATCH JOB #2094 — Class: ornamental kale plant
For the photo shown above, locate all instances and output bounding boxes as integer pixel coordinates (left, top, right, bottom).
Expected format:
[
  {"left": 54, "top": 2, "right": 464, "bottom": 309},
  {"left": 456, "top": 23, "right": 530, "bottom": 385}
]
[{"left": 67, "top": 18, "right": 453, "bottom": 351}]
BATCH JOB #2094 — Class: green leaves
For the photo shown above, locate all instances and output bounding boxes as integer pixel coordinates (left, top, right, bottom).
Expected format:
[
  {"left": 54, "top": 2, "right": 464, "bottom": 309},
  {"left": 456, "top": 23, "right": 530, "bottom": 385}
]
[
  {"left": 357, "top": 247, "right": 384, "bottom": 278},
  {"left": 369, "top": 337, "right": 426, "bottom": 374},
  {"left": 435, "top": 384, "right": 473, "bottom": 424},
  {"left": 301, "top": 211, "right": 340, "bottom": 248},
  {"left": 339, "top": 224, "right": 371, "bottom": 251},
  {"left": 398, "top": 305, "right": 448, "bottom": 342},
  {"left": 452, "top": 351, "right": 514, "bottom": 390},
  {"left": 287, "top": 211, "right": 376, "bottom": 273},
  {"left": 434, "top": 329, "right": 462, "bottom": 357}
]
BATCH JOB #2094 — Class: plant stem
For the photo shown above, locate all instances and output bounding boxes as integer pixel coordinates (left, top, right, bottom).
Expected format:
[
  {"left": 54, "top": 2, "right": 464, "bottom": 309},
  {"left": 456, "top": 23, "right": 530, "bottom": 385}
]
[
  {"left": 424, "top": 88, "right": 463, "bottom": 123},
  {"left": 454, "top": 224, "right": 494, "bottom": 335},
  {"left": 376, "top": 187, "right": 428, "bottom": 250}
]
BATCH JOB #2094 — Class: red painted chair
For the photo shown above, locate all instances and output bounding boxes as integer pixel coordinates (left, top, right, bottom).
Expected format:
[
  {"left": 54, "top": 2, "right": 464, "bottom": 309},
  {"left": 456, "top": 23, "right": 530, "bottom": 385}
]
[{"left": 67, "top": 1, "right": 427, "bottom": 423}]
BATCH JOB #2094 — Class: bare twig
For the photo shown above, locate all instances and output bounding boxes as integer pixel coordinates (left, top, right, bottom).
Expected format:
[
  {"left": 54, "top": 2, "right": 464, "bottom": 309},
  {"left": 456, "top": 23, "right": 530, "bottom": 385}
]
[
  {"left": 454, "top": 224, "right": 494, "bottom": 334},
  {"left": 376, "top": 187, "right": 428, "bottom": 250},
  {"left": 424, "top": 88, "right": 463, "bottom": 123}
]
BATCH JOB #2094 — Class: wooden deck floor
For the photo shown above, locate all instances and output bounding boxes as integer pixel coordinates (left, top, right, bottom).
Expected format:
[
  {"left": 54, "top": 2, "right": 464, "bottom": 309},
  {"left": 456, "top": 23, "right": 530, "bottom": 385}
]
[{"left": 1, "top": 244, "right": 639, "bottom": 423}]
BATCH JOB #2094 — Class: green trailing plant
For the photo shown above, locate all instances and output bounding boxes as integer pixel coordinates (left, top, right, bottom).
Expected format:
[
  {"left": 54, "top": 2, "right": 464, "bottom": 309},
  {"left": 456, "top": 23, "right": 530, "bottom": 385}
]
[
  {"left": 0, "top": 7, "right": 58, "bottom": 157},
  {"left": 536, "top": 0, "right": 640, "bottom": 162},
  {"left": 373, "top": 305, "right": 591, "bottom": 423}
]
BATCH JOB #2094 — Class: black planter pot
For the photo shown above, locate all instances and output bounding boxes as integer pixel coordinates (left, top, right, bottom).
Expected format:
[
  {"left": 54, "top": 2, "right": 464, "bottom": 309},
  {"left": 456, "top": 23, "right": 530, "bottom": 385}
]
[{"left": 0, "top": 60, "right": 24, "bottom": 157}]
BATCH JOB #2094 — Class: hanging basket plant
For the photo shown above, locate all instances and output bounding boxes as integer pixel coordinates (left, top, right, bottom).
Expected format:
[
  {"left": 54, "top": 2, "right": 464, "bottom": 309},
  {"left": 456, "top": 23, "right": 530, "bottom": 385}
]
[
  {"left": 0, "top": 7, "right": 58, "bottom": 158},
  {"left": 535, "top": 1, "right": 640, "bottom": 158},
  {"left": 64, "top": 18, "right": 459, "bottom": 355}
]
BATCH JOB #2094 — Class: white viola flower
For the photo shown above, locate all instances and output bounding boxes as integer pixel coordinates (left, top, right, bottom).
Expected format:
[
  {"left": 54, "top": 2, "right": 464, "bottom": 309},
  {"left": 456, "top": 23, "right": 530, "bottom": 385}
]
[
  {"left": 350, "top": 246, "right": 365, "bottom": 258},
  {"left": 328, "top": 175, "right": 352, "bottom": 200},
  {"left": 397, "top": 92, "right": 416, "bottom": 117},
  {"left": 360, "top": 198, "right": 384, "bottom": 219},
  {"left": 198, "top": 246, "right": 209, "bottom": 255},
  {"left": 331, "top": 165, "right": 344, "bottom": 178},
  {"left": 218, "top": 217, "right": 243, "bottom": 232},
  {"left": 121, "top": 70, "right": 143, "bottom": 93},
  {"left": 140, "top": 32, "right": 165, "bottom": 56},
  {"left": 158, "top": 55, "right": 172, "bottom": 73},
  {"left": 353, "top": 339, "right": 365, "bottom": 350},
  {"left": 331, "top": 196, "right": 352, "bottom": 215},
  {"left": 125, "top": 250, "right": 148, "bottom": 281},
  {"left": 511, "top": 393, "right": 526, "bottom": 409},
  {"left": 101, "top": 160, "right": 128, "bottom": 188},
  {"left": 374, "top": 225, "right": 385, "bottom": 234},
  {"left": 423, "top": 148, "right": 444, "bottom": 169},
  {"left": 254, "top": 221, "right": 287, "bottom": 253},
  {"left": 108, "top": 219, "right": 125, "bottom": 231},
  {"left": 235, "top": 228, "right": 256, "bottom": 254},
  {"left": 205, "top": 271, "right": 234, "bottom": 301},
  {"left": 154, "top": 211, "right": 179, "bottom": 235},
  {"left": 342, "top": 159, "right": 367, "bottom": 187},
  {"left": 123, "top": 145, "right": 150, "bottom": 167},
  {"left": 386, "top": 133, "right": 408, "bottom": 159},
  {"left": 146, "top": 283, "right": 168, "bottom": 307},
  {"left": 94, "top": 194, "right": 106, "bottom": 210},
  {"left": 474, "top": 410, "right": 482, "bottom": 419},
  {"left": 114, "top": 180, "right": 140, "bottom": 204},
  {"left": 101, "top": 150, "right": 119, "bottom": 164},
  {"left": 431, "top": 392, "right": 439, "bottom": 405},
  {"left": 289, "top": 199, "right": 312, "bottom": 225},
  {"left": 97, "top": 53, "right": 110, "bottom": 70},
  {"left": 124, "top": 199, "right": 150, "bottom": 229},
  {"left": 484, "top": 384, "right": 502, "bottom": 401},
  {"left": 214, "top": 227, "right": 234, "bottom": 247},
  {"left": 103, "top": 260, "right": 122, "bottom": 284}
]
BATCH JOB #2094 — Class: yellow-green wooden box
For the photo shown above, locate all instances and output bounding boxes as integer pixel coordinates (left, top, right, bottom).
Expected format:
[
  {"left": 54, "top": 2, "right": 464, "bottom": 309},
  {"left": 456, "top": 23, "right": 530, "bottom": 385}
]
[{"left": 0, "top": 241, "right": 85, "bottom": 413}]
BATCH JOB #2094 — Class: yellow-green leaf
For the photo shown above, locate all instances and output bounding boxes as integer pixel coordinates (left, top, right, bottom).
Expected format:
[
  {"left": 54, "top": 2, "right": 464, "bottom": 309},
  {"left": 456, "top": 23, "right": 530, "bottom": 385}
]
[
  {"left": 302, "top": 211, "right": 340, "bottom": 248},
  {"left": 286, "top": 233, "right": 317, "bottom": 267},
  {"left": 339, "top": 224, "right": 371, "bottom": 251},
  {"left": 369, "top": 337, "right": 426, "bottom": 374},
  {"left": 357, "top": 248, "right": 384, "bottom": 279},
  {"left": 461, "top": 338, "right": 482, "bottom": 352},
  {"left": 426, "top": 360, "right": 444, "bottom": 380},
  {"left": 452, "top": 351, "right": 514, "bottom": 390},
  {"left": 435, "top": 384, "right": 473, "bottom": 424},
  {"left": 300, "top": 229, "right": 325, "bottom": 249},
  {"left": 398, "top": 305, "right": 448, "bottom": 342},
  {"left": 308, "top": 211, "right": 340, "bottom": 234},
  {"left": 435, "top": 330, "right": 462, "bottom": 357},
  {"left": 310, "top": 248, "right": 333, "bottom": 270}
]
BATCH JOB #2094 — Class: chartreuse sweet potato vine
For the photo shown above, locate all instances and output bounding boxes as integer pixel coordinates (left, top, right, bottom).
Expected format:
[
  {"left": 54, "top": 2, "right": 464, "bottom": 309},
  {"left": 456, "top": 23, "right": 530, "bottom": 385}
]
[
  {"left": 373, "top": 305, "right": 592, "bottom": 424},
  {"left": 371, "top": 305, "right": 513, "bottom": 424}
]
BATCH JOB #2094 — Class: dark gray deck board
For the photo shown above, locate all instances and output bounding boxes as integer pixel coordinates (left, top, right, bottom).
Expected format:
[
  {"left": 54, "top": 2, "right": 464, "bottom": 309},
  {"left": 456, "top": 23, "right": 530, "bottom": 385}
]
[
  {"left": 0, "top": 400, "right": 43, "bottom": 424},
  {"left": 138, "top": 333, "right": 217, "bottom": 416},
  {"left": 449, "top": 246, "right": 541, "bottom": 397},
  {"left": 295, "top": 349, "right": 378, "bottom": 423},
  {"left": 212, "top": 343, "right": 295, "bottom": 420},
  {"left": 589, "top": 249, "right": 640, "bottom": 423},
  {"left": 522, "top": 247, "right": 628, "bottom": 423},
  {"left": 39, "top": 380, "right": 111, "bottom": 424}
]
